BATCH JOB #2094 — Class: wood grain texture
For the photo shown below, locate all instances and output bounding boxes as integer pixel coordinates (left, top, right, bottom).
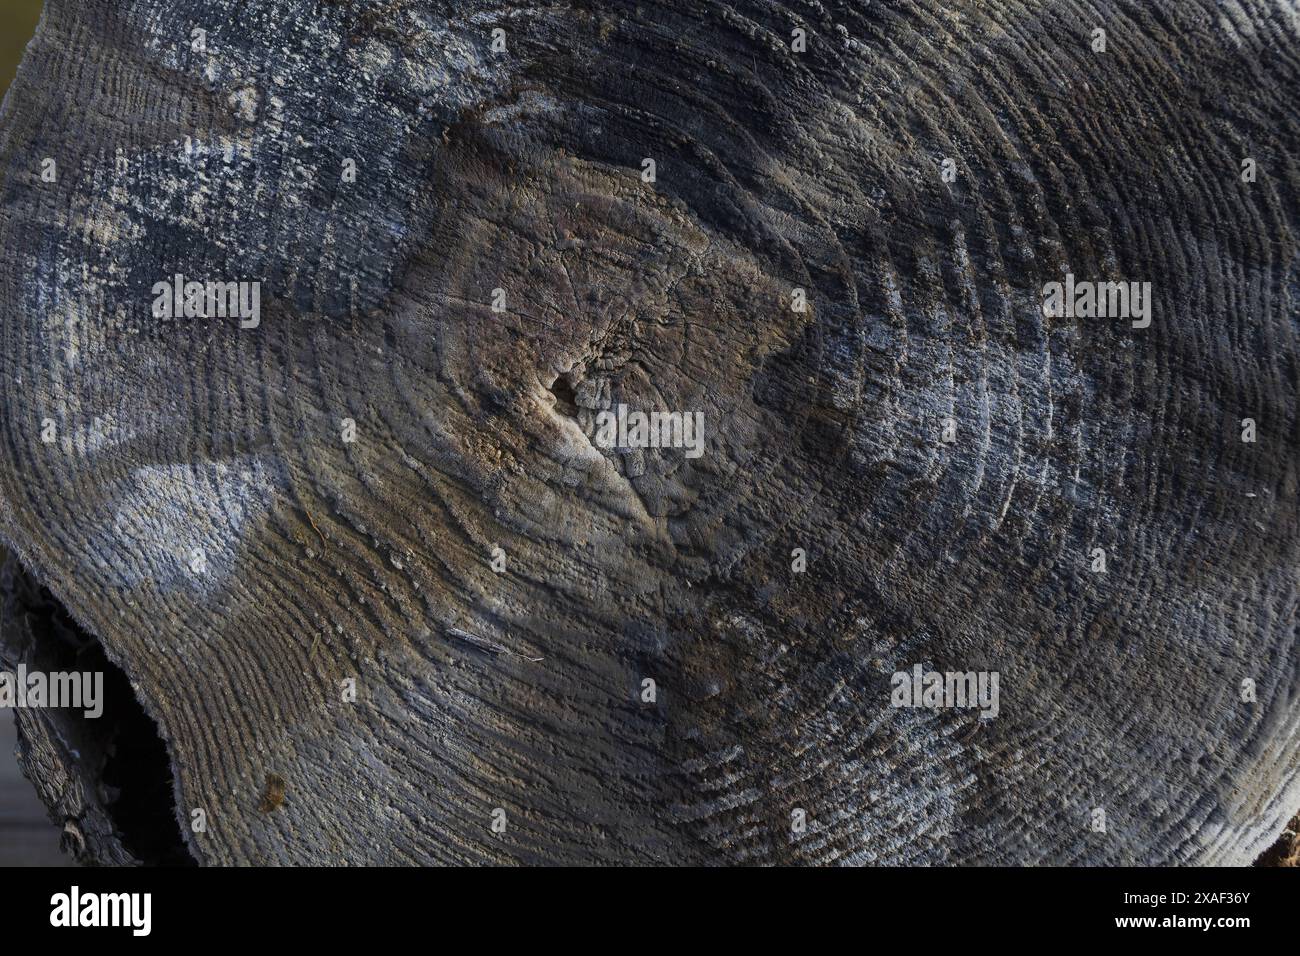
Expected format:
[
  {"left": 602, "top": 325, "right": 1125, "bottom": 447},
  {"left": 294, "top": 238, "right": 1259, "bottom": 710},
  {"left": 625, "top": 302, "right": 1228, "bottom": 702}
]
[
  {"left": 0, "top": 708, "right": 68, "bottom": 867},
  {"left": 0, "top": 0, "right": 1297, "bottom": 865}
]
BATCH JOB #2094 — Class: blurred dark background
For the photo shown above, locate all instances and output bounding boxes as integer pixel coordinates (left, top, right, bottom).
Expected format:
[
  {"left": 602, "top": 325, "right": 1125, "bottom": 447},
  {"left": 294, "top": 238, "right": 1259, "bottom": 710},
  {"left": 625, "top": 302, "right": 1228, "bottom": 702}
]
[{"left": 1, "top": 1, "right": 43, "bottom": 96}]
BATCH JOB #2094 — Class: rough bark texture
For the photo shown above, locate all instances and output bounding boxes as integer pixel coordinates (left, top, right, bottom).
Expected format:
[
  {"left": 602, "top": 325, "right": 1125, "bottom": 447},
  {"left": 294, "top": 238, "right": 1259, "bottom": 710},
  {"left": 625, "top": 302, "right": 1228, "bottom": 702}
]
[
  {"left": 0, "top": 0, "right": 1297, "bottom": 865},
  {"left": 1257, "top": 812, "right": 1300, "bottom": 866},
  {"left": 1, "top": 549, "right": 191, "bottom": 865}
]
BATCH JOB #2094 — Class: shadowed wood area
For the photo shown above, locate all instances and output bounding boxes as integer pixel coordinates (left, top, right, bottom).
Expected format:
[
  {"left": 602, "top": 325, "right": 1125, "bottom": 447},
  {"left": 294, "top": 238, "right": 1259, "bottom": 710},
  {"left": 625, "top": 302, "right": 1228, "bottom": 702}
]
[
  {"left": 0, "top": 711, "right": 66, "bottom": 866},
  {"left": 0, "top": 0, "right": 1297, "bottom": 865}
]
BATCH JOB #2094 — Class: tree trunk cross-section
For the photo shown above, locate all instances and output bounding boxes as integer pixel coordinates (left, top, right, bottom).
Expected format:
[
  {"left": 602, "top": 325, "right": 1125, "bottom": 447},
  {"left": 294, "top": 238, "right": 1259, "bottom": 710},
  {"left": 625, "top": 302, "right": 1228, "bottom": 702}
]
[{"left": 0, "top": 0, "right": 1297, "bottom": 865}]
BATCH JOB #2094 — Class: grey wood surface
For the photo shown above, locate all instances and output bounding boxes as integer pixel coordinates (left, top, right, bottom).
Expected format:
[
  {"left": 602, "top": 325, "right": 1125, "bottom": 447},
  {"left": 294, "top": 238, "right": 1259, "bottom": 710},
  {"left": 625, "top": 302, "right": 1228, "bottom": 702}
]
[
  {"left": 0, "top": 0, "right": 64, "bottom": 871},
  {"left": 0, "top": 0, "right": 1296, "bottom": 866}
]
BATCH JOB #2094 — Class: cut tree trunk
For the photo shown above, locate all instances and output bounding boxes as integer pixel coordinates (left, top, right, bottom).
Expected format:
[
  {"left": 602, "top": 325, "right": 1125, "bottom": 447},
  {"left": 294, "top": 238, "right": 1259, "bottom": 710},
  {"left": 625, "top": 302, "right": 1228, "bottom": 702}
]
[{"left": 0, "top": 0, "right": 1297, "bottom": 865}]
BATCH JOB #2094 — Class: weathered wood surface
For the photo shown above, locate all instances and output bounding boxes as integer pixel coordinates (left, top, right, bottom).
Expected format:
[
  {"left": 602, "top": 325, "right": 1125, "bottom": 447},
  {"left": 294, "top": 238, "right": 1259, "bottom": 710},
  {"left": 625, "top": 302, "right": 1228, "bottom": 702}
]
[
  {"left": 0, "top": 0, "right": 1297, "bottom": 865},
  {"left": 0, "top": 709, "right": 67, "bottom": 866}
]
